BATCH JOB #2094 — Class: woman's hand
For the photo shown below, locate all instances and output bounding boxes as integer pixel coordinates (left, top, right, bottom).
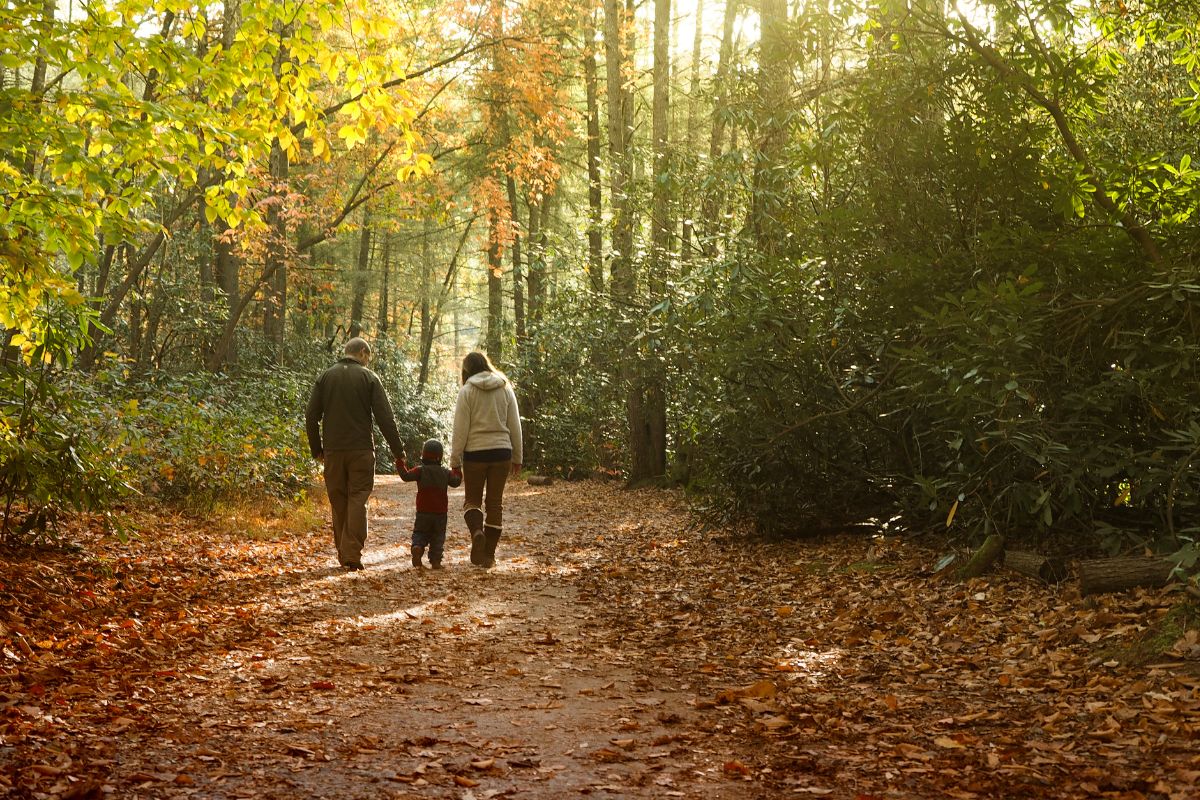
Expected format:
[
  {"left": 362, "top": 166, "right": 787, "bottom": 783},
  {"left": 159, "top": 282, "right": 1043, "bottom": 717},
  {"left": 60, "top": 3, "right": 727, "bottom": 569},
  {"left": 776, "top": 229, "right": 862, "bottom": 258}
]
[{"left": 510, "top": 462, "right": 521, "bottom": 477}]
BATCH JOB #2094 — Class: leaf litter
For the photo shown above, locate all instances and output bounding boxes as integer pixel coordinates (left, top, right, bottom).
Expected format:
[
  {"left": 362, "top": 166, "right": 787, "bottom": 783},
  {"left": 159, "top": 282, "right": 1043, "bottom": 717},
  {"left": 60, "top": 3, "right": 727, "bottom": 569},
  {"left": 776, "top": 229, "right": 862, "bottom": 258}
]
[{"left": 0, "top": 478, "right": 1196, "bottom": 798}]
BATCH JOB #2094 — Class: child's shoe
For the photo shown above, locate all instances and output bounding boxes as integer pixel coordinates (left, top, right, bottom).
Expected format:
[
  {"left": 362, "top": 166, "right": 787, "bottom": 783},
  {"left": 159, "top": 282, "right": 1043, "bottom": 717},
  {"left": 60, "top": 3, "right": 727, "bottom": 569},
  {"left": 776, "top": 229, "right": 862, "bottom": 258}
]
[{"left": 411, "top": 545, "right": 425, "bottom": 568}]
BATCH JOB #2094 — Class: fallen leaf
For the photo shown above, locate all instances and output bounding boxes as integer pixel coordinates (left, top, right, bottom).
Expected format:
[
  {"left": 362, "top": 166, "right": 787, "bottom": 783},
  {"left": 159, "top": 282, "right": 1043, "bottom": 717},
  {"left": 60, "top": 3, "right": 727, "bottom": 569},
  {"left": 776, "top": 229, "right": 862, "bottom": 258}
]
[{"left": 716, "top": 679, "right": 776, "bottom": 704}]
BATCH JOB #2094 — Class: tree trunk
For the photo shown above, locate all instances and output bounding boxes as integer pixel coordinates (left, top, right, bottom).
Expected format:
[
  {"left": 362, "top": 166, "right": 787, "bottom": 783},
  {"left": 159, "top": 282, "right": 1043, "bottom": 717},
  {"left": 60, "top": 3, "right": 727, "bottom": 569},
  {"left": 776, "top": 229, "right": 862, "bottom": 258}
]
[
  {"left": 583, "top": 9, "right": 605, "bottom": 292},
  {"left": 526, "top": 195, "right": 544, "bottom": 327},
  {"left": 507, "top": 176, "right": 526, "bottom": 345},
  {"left": 604, "top": 0, "right": 634, "bottom": 292},
  {"left": 417, "top": 219, "right": 435, "bottom": 387},
  {"left": 261, "top": 138, "right": 289, "bottom": 361},
  {"left": 1078, "top": 557, "right": 1175, "bottom": 596},
  {"left": 679, "top": 0, "right": 704, "bottom": 269},
  {"left": 637, "top": 0, "right": 671, "bottom": 480},
  {"left": 205, "top": 259, "right": 282, "bottom": 371},
  {"left": 212, "top": 218, "right": 239, "bottom": 367},
  {"left": 24, "top": 0, "right": 56, "bottom": 177},
  {"left": 486, "top": 208, "right": 504, "bottom": 362},
  {"left": 79, "top": 192, "right": 202, "bottom": 369},
  {"left": 351, "top": 206, "right": 372, "bottom": 329},
  {"left": 956, "top": 534, "right": 1006, "bottom": 580},
  {"left": 262, "top": 23, "right": 293, "bottom": 363},
  {"left": 202, "top": 0, "right": 242, "bottom": 371},
  {"left": 745, "top": 0, "right": 791, "bottom": 255},
  {"left": 418, "top": 217, "right": 475, "bottom": 389},
  {"left": 378, "top": 231, "right": 390, "bottom": 334},
  {"left": 699, "top": 0, "right": 738, "bottom": 256},
  {"left": 1004, "top": 550, "right": 1066, "bottom": 583}
]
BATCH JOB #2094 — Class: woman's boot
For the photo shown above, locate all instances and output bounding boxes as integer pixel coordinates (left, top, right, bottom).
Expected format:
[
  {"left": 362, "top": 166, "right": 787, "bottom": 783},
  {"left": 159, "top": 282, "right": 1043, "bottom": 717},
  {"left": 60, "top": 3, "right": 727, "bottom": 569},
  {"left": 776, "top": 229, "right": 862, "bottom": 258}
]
[
  {"left": 482, "top": 525, "right": 501, "bottom": 569},
  {"left": 465, "top": 507, "right": 485, "bottom": 566}
]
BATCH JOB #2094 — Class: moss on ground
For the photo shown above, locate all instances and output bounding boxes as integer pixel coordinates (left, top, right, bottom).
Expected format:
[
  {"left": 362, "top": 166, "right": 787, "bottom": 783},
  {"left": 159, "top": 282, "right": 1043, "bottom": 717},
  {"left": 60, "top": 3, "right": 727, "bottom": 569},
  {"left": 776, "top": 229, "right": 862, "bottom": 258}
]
[{"left": 1098, "top": 600, "right": 1200, "bottom": 666}]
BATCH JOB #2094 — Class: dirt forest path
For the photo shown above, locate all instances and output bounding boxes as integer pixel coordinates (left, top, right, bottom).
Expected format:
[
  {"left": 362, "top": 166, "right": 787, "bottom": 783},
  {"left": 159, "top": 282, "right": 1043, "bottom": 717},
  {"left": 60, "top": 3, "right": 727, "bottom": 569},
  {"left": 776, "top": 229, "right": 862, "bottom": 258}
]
[
  {"left": 3, "top": 478, "right": 1198, "bottom": 799},
  {"left": 88, "top": 478, "right": 758, "bottom": 800}
]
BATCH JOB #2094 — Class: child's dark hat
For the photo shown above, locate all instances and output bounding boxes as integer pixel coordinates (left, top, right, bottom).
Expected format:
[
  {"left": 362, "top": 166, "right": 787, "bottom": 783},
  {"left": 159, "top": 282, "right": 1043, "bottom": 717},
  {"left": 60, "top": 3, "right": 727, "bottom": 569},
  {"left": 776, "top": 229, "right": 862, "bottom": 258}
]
[{"left": 421, "top": 439, "right": 444, "bottom": 463}]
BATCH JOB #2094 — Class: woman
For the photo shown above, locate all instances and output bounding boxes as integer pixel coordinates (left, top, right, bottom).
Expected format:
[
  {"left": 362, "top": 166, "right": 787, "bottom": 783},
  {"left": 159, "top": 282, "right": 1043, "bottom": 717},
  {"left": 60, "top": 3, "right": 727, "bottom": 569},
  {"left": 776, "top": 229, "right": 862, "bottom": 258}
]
[{"left": 449, "top": 352, "right": 523, "bottom": 568}]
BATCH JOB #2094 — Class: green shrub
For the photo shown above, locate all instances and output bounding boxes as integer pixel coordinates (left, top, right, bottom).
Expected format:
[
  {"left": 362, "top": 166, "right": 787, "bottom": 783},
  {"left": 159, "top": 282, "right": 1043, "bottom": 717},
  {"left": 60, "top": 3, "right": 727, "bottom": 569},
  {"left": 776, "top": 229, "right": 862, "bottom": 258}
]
[{"left": 0, "top": 305, "right": 130, "bottom": 546}]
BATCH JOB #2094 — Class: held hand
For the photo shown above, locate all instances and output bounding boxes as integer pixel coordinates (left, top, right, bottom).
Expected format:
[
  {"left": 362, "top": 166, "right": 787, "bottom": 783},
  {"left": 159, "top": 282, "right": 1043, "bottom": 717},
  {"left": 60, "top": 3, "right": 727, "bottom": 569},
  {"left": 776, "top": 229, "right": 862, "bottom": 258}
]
[{"left": 315, "top": 453, "right": 324, "bottom": 464}]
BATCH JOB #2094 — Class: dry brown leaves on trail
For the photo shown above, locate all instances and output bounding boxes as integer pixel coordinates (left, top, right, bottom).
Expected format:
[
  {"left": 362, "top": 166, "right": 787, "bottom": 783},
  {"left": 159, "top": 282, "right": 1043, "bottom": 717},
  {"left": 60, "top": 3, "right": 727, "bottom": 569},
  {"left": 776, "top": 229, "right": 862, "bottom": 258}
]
[{"left": 1, "top": 478, "right": 1198, "bottom": 799}]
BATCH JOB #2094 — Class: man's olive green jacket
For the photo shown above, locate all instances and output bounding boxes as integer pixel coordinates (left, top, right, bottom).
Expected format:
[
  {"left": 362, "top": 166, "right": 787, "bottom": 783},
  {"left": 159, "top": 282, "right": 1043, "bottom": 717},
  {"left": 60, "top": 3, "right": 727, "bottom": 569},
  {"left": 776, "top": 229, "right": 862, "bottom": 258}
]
[{"left": 305, "top": 357, "right": 404, "bottom": 459}]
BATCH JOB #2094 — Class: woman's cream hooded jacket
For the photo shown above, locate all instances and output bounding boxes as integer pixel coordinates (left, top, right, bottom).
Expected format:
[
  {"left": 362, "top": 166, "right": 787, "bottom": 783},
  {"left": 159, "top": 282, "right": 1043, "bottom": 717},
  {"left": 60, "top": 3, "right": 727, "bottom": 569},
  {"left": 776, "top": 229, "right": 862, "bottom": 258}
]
[{"left": 449, "top": 371, "right": 523, "bottom": 469}]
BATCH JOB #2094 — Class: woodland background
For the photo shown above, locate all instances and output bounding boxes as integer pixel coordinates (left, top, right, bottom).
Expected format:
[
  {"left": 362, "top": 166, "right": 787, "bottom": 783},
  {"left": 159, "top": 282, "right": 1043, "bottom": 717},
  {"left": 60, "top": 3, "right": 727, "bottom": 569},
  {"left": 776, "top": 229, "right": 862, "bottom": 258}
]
[{"left": 2, "top": 0, "right": 1200, "bottom": 572}]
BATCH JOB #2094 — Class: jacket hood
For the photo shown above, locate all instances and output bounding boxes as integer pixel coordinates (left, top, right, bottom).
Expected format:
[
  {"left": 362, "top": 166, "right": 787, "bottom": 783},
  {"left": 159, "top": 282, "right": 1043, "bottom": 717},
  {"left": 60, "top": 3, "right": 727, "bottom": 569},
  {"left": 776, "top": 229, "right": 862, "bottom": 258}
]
[{"left": 466, "top": 372, "right": 507, "bottom": 391}]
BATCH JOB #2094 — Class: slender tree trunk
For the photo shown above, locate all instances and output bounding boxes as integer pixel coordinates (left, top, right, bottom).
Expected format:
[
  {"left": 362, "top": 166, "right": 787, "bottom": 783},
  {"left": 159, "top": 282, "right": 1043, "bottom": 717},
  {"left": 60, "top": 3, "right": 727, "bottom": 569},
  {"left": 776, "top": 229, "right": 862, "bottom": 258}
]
[
  {"left": 351, "top": 206, "right": 372, "bottom": 328},
  {"left": 24, "top": 0, "right": 55, "bottom": 177},
  {"left": 745, "top": 0, "right": 790, "bottom": 255},
  {"left": 79, "top": 193, "right": 201, "bottom": 369},
  {"left": 484, "top": 18, "right": 507, "bottom": 363},
  {"left": 526, "top": 197, "right": 543, "bottom": 326},
  {"left": 205, "top": 260, "right": 283, "bottom": 371},
  {"left": 628, "top": 0, "right": 672, "bottom": 480},
  {"left": 262, "top": 138, "right": 290, "bottom": 359},
  {"left": 606, "top": 0, "right": 659, "bottom": 482},
  {"left": 604, "top": 0, "right": 634, "bottom": 291},
  {"left": 700, "top": 0, "right": 738, "bottom": 256},
  {"left": 507, "top": 176, "right": 526, "bottom": 345},
  {"left": 417, "top": 219, "right": 434, "bottom": 386},
  {"left": 212, "top": 219, "right": 239, "bottom": 367},
  {"left": 679, "top": 0, "right": 704, "bottom": 269},
  {"left": 486, "top": 209, "right": 504, "bottom": 361},
  {"left": 378, "top": 231, "right": 390, "bottom": 334},
  {"left": 650, "top": 0, "right": 673, "bottom": 282},
  {"left": 262, "top": 22, "right": 293, "bottom": 363},
  {"left": 205, "top": 0, "right": 242, "bottom": 370},
  {"left": 583, "top": 9, "right": 605, "bottom": 292}
]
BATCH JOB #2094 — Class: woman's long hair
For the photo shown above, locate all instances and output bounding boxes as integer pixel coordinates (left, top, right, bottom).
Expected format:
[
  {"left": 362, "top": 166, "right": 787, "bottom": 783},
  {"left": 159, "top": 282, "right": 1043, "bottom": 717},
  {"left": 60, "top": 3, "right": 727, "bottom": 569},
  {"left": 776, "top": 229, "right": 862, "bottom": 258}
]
[{"left": 461, "top": 351, "right": 506, "bottom": 384}]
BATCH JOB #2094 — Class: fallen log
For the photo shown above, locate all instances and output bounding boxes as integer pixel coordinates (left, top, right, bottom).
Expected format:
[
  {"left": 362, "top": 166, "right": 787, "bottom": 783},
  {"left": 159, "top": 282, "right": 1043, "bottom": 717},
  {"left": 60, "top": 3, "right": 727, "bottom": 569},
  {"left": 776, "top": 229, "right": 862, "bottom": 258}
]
[
  {"left": 1077, "top": 557, "right": 1175, "bottom": 596},
  {"left": 956, "top": 534, "right": 1006, "bottom": 580},
  {"left": 526, "top": 475, "right": 553, "bottom": 487},
  {"left": 1004, "top": 550, "right": 1066, "bottom": 583}
]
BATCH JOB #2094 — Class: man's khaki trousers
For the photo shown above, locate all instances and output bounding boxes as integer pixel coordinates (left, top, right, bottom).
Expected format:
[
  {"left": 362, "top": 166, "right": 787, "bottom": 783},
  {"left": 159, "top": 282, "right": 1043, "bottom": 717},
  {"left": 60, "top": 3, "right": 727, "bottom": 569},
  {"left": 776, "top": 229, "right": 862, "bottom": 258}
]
[{"left": 323, "top": 450, "right": 376, "bottom": 565}]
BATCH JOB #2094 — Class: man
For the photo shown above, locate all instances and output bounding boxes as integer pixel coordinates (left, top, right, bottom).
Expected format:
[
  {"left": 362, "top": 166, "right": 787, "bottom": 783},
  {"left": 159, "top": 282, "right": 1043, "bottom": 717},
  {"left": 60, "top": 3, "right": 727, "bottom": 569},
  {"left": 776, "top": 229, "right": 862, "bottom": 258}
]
[{"left": 305, "top": 337, "right": 405, "bottom": 571}]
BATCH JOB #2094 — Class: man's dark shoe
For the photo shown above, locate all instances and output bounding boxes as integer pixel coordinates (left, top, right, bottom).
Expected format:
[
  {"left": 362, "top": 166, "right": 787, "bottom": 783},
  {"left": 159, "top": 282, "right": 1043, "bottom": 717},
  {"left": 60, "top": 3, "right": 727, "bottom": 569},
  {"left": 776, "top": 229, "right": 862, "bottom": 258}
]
[
  {"left": 430, "top": 561, "right": 443, "bottom": 570},
  {"left": 411, "top": 545, "right": 425, "bottom": 569},
  {"left": 342, "top": 561, "right": 364, "bottom": 571}
]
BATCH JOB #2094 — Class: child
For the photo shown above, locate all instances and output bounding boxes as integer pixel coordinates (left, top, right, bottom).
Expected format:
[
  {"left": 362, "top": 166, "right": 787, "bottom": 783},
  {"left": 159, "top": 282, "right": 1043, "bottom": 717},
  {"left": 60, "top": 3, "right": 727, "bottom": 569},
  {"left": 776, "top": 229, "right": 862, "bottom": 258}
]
[{"left": 399, "top": 439, "right": 462, "bottom": 569}]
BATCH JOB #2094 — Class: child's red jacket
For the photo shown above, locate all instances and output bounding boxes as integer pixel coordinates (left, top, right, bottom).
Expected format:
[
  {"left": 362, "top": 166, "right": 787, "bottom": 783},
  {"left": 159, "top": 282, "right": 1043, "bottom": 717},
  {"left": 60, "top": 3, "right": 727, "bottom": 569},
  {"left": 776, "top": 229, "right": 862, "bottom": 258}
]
[{"left": 399, "top": 463, "right": 462, "bottom": 514}]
